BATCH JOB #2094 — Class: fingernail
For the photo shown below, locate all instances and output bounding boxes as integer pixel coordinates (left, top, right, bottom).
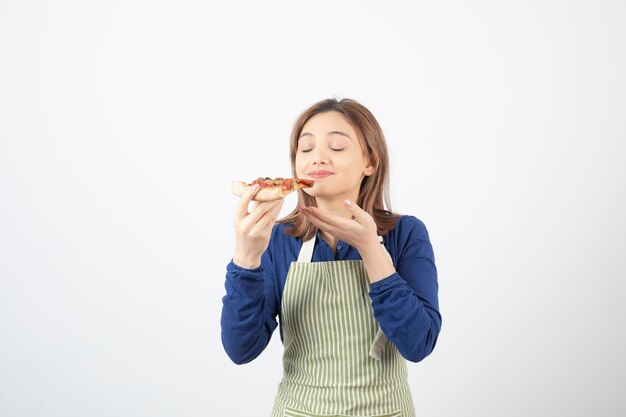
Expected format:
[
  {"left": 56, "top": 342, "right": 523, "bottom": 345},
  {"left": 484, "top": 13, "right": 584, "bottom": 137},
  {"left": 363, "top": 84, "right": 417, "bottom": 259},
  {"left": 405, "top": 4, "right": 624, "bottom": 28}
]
[{"left": 344, "top": 199, "right": 353, "bottom": 207}]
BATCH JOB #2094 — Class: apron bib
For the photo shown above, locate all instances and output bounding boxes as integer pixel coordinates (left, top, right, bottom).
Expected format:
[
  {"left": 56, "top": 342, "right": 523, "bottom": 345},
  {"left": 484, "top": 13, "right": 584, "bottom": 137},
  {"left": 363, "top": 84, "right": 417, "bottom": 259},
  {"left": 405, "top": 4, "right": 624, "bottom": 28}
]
[{"left": 270, "top": 237, "right": 415, "bottom": 417}]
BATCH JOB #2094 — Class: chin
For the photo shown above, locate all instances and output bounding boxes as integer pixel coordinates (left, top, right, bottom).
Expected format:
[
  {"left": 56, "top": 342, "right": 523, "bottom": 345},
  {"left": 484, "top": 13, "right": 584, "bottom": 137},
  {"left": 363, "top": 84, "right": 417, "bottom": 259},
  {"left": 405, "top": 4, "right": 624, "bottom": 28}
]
[
  {"left": 302, "top": 188, "right": 319, "bottom": 198},
  {"left": 303, "top": 187, "right": 350, "bottom": 201}
]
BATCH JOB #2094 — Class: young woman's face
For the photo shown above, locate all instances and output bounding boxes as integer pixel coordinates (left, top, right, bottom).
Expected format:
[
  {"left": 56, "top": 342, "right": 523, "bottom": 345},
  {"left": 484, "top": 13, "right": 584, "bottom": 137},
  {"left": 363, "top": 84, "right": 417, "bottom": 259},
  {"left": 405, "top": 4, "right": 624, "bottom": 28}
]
[{"left": 295, "top": 111, "right": 373, "bottom": 200}]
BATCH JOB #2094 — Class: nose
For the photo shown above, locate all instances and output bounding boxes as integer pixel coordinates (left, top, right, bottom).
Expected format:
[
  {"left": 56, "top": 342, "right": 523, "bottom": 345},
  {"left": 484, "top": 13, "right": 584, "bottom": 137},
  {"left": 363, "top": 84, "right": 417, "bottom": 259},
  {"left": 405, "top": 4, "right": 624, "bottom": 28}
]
[{"left": 311, "top": 147, "right": 330, "bottom": 166}]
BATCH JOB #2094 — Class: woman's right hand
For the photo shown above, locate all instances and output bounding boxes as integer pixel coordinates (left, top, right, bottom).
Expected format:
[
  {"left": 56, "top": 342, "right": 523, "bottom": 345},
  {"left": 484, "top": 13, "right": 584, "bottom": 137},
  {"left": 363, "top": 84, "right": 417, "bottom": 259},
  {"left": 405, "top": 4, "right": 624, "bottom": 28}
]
[{"left": 233, "top": 184, "right": 284, "bottom": 269}]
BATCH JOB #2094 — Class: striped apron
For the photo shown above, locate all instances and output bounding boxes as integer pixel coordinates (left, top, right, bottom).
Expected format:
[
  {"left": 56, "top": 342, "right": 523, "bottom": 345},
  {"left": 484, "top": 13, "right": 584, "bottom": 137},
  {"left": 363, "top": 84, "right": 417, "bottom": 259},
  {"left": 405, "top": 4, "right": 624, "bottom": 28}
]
[{"left": 270, "top": 236, "right": 415, "bottom": 417}]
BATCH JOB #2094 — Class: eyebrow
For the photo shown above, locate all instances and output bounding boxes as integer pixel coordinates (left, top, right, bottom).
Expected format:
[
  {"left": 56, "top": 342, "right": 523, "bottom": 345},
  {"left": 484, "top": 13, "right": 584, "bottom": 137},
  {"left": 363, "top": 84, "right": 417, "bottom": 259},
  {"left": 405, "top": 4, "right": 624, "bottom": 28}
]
[{"left": 299, "top": 131, "right": 352, "bottom": 139}]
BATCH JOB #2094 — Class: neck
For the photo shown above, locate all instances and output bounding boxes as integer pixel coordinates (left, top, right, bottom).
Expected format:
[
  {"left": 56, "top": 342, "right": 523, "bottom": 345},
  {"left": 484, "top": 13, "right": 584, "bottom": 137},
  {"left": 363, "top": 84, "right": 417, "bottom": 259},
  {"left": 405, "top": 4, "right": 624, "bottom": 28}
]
[{"left": 313, "top": 195, "right": 358, "bottom": 252}]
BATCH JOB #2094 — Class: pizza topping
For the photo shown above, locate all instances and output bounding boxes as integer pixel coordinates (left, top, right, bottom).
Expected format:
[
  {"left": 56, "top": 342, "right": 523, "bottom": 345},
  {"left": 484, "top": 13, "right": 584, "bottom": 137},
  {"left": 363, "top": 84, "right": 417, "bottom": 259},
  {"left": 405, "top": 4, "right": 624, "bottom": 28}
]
[
  {"left": 250, "top": 177, "right": 314, "bottom": 190},
  {"left": 231, "top": 177, "right": 314, "bottom": 201}
]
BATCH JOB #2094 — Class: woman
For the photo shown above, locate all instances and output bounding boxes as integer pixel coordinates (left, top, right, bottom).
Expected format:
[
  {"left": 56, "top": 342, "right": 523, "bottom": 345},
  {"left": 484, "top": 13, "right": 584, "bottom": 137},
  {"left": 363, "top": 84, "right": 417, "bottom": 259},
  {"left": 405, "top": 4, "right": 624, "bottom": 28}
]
[{"left": 221, "top": 98, "right": 441, "bottom": 417}]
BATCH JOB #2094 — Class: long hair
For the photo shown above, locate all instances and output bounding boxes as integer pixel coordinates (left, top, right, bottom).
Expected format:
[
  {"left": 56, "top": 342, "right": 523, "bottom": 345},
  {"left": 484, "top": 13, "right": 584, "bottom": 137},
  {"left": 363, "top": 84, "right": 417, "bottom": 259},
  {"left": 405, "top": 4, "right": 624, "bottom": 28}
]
[{"left": 278, "top": 98, "right": 399, "bottom": 240}]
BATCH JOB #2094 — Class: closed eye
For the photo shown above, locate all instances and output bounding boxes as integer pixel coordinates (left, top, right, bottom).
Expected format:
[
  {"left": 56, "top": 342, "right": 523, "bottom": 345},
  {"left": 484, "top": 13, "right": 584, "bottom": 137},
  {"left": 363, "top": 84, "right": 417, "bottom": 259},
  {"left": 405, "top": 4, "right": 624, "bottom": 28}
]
[{"left": 300, "top": 147, "right": 344, "bottom": 153}]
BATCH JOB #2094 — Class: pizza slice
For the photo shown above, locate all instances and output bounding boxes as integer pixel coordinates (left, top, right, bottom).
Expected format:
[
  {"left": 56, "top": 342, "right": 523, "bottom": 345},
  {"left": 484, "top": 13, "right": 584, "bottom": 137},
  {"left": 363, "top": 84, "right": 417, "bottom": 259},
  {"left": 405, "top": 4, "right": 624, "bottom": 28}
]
[{"left": 231, "top": 177, "right": 315, "bottom": 201}]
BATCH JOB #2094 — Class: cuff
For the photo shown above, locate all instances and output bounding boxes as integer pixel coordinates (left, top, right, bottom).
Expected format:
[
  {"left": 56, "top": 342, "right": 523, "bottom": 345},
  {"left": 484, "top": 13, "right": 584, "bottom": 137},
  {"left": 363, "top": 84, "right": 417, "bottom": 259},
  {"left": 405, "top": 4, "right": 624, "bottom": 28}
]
[
  {"left": 227, "top": 259, "right": 264, "bottom": 274},
  {"left": 369, "top": 272, "right": 403, "bottom": 293}
]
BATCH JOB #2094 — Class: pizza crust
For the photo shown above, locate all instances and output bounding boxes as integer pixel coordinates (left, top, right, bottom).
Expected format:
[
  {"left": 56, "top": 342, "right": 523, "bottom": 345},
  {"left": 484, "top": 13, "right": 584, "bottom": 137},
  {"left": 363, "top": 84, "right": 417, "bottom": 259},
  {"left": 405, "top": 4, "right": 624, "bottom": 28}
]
[{"left": 231, "top": 181, "right": 287, "bottom": 201}]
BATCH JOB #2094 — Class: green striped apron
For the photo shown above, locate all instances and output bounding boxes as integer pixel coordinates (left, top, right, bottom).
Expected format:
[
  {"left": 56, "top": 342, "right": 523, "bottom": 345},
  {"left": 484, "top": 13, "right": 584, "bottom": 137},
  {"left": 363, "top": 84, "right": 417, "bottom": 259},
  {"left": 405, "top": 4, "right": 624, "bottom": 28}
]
[{"left": 270, "top": 236, "right": 415, "bottom": 417}]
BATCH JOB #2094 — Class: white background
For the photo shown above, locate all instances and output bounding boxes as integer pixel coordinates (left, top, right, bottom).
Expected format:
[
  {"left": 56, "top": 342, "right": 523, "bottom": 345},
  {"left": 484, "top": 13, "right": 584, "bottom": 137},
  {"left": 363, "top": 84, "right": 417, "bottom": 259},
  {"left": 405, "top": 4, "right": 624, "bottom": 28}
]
[{"left": 1, "top": 1, "right": 625, "bottom": 416}]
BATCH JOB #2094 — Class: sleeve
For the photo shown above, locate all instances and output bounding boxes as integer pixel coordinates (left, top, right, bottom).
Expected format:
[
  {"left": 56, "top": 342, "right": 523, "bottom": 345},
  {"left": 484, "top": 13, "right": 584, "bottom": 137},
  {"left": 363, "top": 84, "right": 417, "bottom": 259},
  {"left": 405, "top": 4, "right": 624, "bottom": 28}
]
[
  {"left": 220, "top": 245, "right": 280, "bottom": 365},
  {"left": 369, "top": 216, "right": 442, "bottom": 362}
]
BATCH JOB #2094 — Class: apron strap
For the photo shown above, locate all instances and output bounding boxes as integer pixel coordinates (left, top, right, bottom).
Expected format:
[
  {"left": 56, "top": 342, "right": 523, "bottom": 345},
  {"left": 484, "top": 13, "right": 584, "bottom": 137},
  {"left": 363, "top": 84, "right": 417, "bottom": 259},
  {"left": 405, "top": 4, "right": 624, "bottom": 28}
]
[
  {"left": 297, "top": 236, "right": 316, "bottom": 263},
  {"left": 371, "top": 235, "right": 391, "bottom": 360},
  {"left": 296, "top": 234, "right": 392, "bottom": 360}
]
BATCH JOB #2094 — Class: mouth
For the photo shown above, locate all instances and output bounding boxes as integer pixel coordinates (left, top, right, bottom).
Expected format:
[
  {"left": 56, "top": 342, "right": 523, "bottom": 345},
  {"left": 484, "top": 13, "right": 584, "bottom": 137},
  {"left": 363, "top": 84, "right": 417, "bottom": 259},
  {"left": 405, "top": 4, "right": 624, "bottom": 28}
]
[{"left": 308, "top": 170, "right": 334, "bottom": 179}]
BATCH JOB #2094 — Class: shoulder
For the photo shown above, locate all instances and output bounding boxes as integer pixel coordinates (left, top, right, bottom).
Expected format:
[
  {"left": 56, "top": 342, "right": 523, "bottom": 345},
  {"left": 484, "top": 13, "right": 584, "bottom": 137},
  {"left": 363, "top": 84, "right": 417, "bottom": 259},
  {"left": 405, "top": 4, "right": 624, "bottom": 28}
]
[
  {"left": 386, "top": 215, "right": 435, "bottom": 260},
  {"left": 390, "top": 215, "right": 430, "bottom": 240}
]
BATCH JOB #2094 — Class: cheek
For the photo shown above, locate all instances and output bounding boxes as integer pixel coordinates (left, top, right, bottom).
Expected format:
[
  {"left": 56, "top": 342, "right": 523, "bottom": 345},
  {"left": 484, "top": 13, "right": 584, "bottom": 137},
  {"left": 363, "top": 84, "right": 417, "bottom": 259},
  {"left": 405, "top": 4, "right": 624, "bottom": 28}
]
[
  {"left": 295, "top": 157, "right": 305, "bottom": 176},
  {"left": 343, "top": 157, "right": 366, "bottom": 177}
]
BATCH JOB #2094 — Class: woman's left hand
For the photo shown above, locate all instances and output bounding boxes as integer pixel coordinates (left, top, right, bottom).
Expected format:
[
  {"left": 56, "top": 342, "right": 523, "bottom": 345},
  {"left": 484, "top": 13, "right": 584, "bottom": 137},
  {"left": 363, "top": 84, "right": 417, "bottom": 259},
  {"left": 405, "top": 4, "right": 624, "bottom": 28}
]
[{"left": 298, "top": 200, "right": 379, "bottom": 251}]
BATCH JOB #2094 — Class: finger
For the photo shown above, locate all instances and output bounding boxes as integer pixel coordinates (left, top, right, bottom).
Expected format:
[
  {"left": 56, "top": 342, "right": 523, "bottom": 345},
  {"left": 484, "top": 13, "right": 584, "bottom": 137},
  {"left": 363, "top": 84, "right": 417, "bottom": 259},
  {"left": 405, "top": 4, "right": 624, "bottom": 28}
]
[
  {"left": 251, "top": 200, "right": 282, "bottom": 234},
  {"left": 299, "top": 209, "right": 325, "bottom": 232},
  {"left": 246, "top": 199, "right": 283, "bottom": 225},
  {"left": 299, "top": 207, "right": 340, "bottom": 235},
  {"left": 235, "top": 184, "right": 260, "bottom": 220},
  {"left": 343, "top": 199, "right": 373, "bottom": 225},
  {"left": 301, "top": 205, "right": 351, "bottom": 229},
  {"left": 250, "top": 198, "right": 282, "bottom": 213},
  {"left": 251, "top": 199, "right": 284, "bottom": 233}
]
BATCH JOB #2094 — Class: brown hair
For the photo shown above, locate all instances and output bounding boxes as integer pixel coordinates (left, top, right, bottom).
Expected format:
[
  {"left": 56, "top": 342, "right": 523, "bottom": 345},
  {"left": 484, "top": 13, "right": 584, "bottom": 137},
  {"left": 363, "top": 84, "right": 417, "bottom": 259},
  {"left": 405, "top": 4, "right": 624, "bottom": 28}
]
[{"left": 278, "top": 98, "right": 399, "bottom": 240}]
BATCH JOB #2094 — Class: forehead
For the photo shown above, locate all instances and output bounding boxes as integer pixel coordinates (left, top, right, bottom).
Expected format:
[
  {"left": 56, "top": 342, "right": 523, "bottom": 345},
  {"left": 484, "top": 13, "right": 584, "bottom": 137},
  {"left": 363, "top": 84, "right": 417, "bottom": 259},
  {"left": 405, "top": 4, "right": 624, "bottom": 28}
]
[{"left": 301, "top": 111, "right": 357, "bottom": 137}]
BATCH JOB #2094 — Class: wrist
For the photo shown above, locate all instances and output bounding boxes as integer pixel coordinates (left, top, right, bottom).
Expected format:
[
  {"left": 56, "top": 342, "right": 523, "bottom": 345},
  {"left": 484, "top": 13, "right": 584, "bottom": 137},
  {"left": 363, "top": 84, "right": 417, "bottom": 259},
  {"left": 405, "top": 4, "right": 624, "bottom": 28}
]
[
  {"left": 357, "top": 235, "right": 383, "bottom": 254},
  {"left": 358, "top": 238, "right": 395, "bottom": 283},
  {"left": 233, "top": 252, "right": 262, "bottom": 269}
]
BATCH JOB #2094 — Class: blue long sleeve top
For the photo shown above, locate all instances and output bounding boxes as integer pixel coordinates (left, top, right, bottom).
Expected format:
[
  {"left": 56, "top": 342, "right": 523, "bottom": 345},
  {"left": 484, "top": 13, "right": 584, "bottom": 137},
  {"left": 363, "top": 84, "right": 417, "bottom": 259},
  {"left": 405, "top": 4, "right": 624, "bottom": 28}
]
[{"left": 221, "top": 215, "right": 441, "bottom": 365}]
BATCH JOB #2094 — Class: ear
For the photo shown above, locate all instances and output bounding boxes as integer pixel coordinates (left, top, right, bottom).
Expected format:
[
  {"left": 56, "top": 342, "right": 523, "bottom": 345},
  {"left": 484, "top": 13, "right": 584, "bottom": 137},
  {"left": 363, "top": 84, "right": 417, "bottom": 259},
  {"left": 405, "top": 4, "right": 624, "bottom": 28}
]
[{"left": 363, "top": 162, "right": 375, "bottom": 176}]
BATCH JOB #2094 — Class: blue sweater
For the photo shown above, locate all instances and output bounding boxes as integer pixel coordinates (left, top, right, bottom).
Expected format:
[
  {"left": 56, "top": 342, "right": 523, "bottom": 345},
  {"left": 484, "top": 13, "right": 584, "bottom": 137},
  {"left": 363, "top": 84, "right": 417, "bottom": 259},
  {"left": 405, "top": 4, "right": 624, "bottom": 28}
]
[{"left": 221, "top": 215, "right": 441, "bottom": 364}]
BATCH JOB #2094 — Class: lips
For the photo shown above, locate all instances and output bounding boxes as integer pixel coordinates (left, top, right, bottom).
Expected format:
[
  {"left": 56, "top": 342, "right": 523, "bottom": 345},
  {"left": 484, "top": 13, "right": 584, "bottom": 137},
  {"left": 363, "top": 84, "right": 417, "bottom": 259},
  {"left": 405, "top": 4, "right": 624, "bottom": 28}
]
[{"left": 308, "top": 170, "right": 334, "bottom": 179}]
